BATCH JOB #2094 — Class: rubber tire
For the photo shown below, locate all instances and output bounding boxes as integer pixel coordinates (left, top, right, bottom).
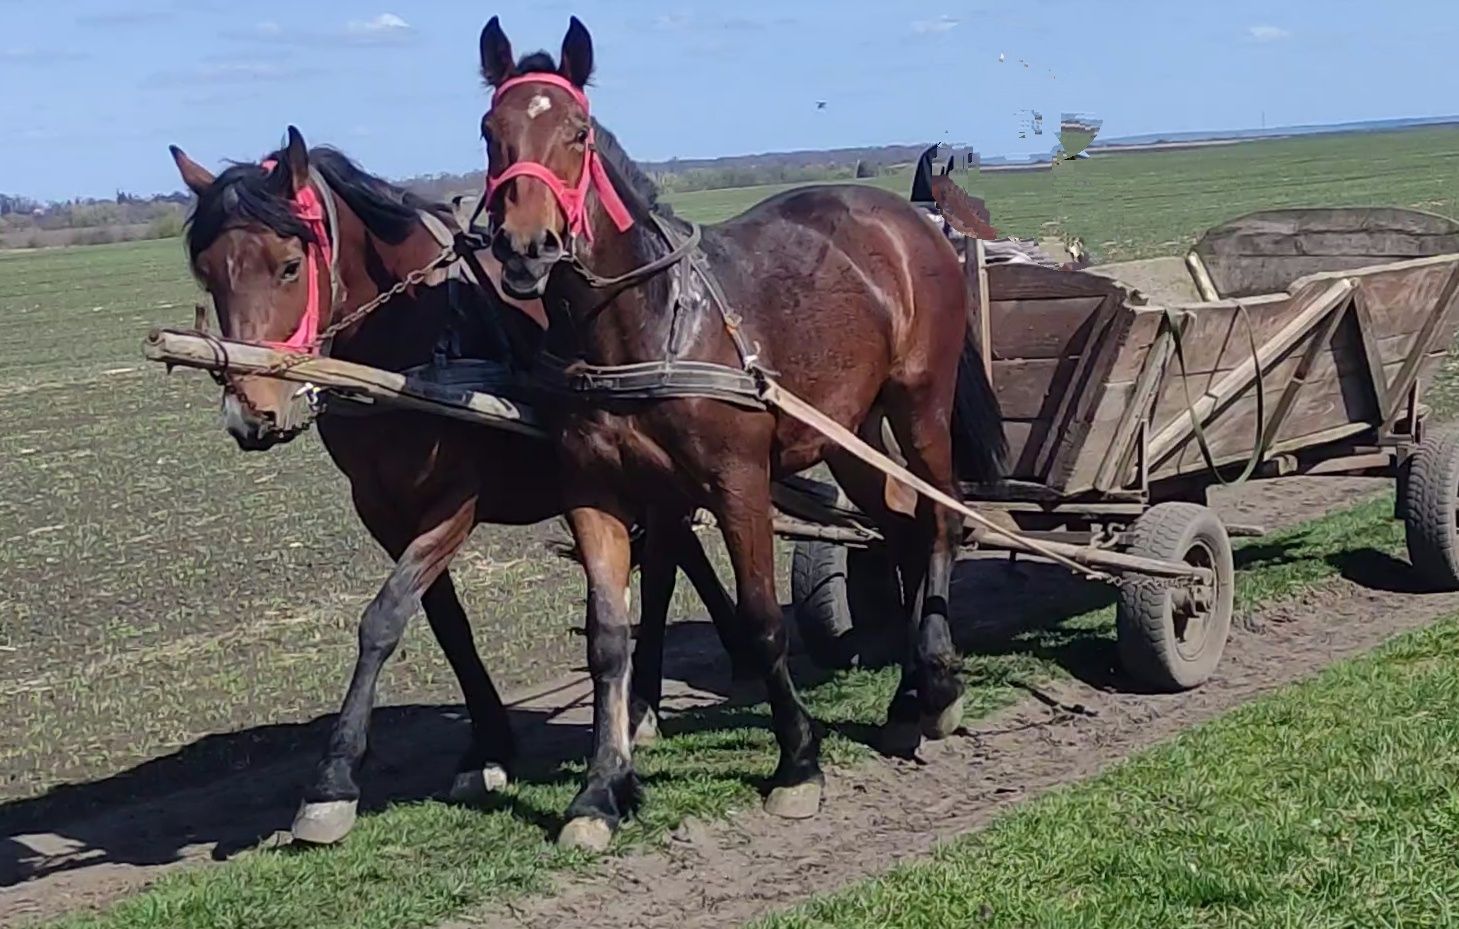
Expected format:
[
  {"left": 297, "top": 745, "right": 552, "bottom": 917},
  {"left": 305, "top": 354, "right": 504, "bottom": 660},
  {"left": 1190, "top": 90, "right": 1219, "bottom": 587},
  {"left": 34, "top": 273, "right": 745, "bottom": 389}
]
[
  {"left": 790, "top": 541, "right": 900, "bottom": 669},
  {"left": 1402, "top": 430, "right": 1459, "bottom": 590},
  {"left": 1116, "top": 502, "right": 1234, "bottom": 692}
]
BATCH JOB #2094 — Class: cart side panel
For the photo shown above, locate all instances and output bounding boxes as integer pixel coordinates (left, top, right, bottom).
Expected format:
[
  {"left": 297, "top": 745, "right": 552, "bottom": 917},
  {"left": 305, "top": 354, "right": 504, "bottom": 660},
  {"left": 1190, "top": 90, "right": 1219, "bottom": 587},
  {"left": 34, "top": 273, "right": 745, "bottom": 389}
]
[
  {"left": 1193, "top": 208, "right": 1459, "bottom": 299},
  {"left": 982, "top": 263, "right": 1136, "bottom": 487}
]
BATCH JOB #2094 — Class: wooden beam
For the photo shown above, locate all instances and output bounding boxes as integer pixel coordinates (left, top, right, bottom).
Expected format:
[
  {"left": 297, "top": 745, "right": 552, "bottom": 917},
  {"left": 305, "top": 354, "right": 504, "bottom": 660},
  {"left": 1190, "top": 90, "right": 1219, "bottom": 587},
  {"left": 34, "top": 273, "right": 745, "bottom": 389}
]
[
  {"left": 1347, "top": 286, "right": 1391, "bottom": 419},
  {"left": 1146, "top": 278, "right": 1355, "bottom": 467},
  {"left": 973, "top": 238, "right": 993, "bottom": 383},
  {"left": 142, "top": 328, "right": 546, "bottom": 437},
  {"left": 1186, "top": 251, "right": 1221, "bottom": 301},
  {"left": 1382, "top": 260, "right": 1459, "bottom": 429},
  {"left": 1093, "top": 311, "right": 1178, "bottom": 491},
  {"left": 1258, "top": 290, "right": 1352, "bottom": 454}
]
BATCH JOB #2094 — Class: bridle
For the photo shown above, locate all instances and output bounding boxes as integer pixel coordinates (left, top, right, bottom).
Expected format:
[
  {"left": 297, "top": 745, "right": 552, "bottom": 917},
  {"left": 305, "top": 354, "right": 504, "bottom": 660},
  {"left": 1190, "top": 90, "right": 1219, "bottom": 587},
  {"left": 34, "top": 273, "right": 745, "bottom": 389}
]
[
  {"left": 483, "top": 72, "right": 635, "bottom": 245},
  {"left": 479, "top": 73, "right": 702, "bottom": 297}
]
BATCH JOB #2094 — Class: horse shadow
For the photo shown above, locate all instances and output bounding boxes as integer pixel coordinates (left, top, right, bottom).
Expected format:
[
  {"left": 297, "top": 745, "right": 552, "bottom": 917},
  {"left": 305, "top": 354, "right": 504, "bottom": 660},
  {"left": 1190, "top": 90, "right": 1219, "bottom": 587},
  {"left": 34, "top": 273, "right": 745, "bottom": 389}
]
[{"left": 5, "top": 534, "right": 1419, "bottom": 890}]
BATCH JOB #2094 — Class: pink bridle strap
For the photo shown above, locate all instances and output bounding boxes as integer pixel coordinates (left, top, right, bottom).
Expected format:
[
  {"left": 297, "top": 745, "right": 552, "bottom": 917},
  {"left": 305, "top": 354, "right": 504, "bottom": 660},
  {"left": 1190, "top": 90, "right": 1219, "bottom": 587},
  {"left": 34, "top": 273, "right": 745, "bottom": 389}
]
[
  {"left": 484, "top": 72, "right": 635, "bottom": 243},
  {"left": 259, "top": 159, "right": 333, "bottom": 353}
]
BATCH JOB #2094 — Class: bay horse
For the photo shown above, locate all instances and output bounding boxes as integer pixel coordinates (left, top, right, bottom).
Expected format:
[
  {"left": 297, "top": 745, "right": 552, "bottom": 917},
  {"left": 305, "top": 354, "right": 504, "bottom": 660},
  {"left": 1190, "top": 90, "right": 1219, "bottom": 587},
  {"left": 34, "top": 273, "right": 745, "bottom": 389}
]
[
  {"left": 169, "top": 127, "right": 745, "bottom": 844},
  {"left": 475, "top": 18, "right": 1005, "bottom": 849}
]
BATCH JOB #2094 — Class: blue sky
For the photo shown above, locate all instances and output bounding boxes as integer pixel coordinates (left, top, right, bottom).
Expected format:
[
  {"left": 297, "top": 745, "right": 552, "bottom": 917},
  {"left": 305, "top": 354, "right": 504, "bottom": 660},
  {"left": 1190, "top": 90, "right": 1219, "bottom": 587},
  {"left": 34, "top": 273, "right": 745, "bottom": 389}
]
[{"left": 1, "top": 0, "right": 1455, "bottom": 201}]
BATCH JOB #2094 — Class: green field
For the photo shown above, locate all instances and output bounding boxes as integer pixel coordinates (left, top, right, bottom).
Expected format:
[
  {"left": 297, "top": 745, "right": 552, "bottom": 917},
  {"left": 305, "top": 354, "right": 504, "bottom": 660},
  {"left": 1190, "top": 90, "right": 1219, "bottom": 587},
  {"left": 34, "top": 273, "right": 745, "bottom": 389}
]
[
  {"left": 41, "top": 498, "right": 1409, "bottom": 929},
  {"left": 759, "top": 613, "right": 1459, "bottom": 929},
  {"left": 3, "top": 126, "right": 1459, "bottom": 927}
]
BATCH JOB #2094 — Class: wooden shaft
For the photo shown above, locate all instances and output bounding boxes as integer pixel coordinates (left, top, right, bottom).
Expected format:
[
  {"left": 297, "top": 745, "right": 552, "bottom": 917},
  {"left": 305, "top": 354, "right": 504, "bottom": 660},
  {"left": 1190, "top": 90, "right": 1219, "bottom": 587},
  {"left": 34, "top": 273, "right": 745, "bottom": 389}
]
[{"left": 142, "top": 328, "right": 546, "bottom": 437}]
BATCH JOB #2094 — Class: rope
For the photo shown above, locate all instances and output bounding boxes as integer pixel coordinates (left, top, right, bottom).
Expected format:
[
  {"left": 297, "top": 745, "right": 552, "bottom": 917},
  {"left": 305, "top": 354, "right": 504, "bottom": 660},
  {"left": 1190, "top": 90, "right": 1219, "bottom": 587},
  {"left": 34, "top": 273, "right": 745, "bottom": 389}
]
[
  {"left": 755, "top": 378, "right": 1117, "bottom": 585},
  {"left": 1163, "top": 304, "right": 1268, "bottom": 486}
]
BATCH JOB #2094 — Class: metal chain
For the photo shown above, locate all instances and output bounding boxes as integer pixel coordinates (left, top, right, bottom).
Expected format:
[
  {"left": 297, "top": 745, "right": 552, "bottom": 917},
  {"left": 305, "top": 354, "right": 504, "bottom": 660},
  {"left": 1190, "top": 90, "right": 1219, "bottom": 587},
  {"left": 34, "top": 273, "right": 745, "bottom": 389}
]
[{"left": 260, "top": 244, "right": 458, "bottom": 377}]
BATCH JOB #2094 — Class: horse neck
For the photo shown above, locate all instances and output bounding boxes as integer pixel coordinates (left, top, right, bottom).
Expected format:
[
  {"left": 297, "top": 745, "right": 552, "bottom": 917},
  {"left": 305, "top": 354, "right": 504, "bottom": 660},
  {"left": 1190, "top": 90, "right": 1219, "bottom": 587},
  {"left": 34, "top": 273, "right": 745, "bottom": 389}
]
[
  {"left": 325, "top": 202, "right": 448, "bottom": 369},
  {"left": 546, "top": 202, "right": 678, "bottom": 365}
]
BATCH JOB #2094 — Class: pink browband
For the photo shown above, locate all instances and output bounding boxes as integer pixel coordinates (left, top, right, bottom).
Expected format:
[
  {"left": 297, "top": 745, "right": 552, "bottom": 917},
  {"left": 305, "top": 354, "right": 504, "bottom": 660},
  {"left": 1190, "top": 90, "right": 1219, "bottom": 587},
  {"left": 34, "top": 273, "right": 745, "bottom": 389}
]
[
  {"left": 259, "top": 159, "right": 333, "bottom": 353},
  {"left": 484, "top": 72, "right": 635, "bottom": 242}
]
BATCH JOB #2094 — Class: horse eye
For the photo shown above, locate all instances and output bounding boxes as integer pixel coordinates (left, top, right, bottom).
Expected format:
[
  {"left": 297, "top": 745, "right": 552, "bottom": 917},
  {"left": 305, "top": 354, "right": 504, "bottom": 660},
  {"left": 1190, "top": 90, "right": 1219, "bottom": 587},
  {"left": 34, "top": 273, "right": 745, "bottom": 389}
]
[
  {"left": 573, "top": 126, "right": 589, "bottom": 145},
  {"left": 280, "top": 259, "right": 303, "bottom": 283}
]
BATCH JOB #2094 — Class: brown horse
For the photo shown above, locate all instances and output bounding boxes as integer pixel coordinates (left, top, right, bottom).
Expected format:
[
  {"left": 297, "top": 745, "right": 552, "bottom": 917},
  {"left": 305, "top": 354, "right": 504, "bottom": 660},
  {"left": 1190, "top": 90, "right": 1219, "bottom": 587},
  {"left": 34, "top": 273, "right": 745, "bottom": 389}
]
[
  {"left": 169, "top": 128, "right": 745, "bottom": 844},
  {"left": 475, "top": 18, "right": 1005, "bottom": 849}
]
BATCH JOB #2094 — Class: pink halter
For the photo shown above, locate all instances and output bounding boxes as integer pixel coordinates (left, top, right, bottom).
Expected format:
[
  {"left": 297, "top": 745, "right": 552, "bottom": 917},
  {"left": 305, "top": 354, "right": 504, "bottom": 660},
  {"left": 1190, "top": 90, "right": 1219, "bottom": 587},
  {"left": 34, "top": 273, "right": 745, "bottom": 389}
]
[
  {"left": 484, "top": 72, "right": 635, "bottom": 243},
  {"left": 259, "top": 159, "right": 333, "bottom": 353}
]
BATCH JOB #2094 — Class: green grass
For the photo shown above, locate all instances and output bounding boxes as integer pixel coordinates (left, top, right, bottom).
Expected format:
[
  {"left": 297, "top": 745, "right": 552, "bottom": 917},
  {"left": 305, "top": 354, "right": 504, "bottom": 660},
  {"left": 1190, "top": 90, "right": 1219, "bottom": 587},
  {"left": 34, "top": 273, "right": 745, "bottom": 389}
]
[
  {"left": 4, "top": 126, "right": 1457, "bottom": 806},
  {"left": 40, "top": 494, "right": 1405, "bottom": 929},
  {"left": 667, "top": 127, "right": 1459, "bottom": 262},
  {"left": 756, "top": 614, "right": 1459, "bottom": 929}
]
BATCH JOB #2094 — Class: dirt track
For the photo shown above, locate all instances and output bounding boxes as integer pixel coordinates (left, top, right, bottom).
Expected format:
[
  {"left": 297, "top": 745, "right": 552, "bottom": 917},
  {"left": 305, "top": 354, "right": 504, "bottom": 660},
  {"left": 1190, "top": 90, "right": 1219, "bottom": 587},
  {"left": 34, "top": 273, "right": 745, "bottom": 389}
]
[{"left": 0, "top": 474, "right": 1429, "bottom": 928}]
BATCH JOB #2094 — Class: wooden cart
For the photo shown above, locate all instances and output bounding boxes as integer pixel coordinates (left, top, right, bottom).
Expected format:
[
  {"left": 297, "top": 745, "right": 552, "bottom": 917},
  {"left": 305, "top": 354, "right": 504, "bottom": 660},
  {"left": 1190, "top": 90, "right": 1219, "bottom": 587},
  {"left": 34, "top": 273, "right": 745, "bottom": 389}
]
[{"left": 789, "top": 208, "right": 1459, "bottom": 689}]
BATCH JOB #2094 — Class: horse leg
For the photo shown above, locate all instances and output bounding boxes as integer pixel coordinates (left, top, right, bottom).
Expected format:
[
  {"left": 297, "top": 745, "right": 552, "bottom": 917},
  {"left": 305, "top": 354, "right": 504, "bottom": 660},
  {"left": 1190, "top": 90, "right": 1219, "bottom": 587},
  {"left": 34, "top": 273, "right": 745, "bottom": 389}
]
[
  {"left": 629, "top": 508, "right": 676, "bottom": 747},
  {"left": 880, "top": 385, "right": 967, "bottom": 747},
  {"left": 559, "top": 505, "right": 639, "bottom": 851},
  {"left": 424, "top": 572, "right": 516, "bottom": 804},
  {"left": 712, "top": 467, "right": 823, "bottom": 819},
  {"left": 292, "top": 497, "right": 476, "bottom": 845},
  {"left": 672, "top": 519, "right": 754, "bottom": 689}
]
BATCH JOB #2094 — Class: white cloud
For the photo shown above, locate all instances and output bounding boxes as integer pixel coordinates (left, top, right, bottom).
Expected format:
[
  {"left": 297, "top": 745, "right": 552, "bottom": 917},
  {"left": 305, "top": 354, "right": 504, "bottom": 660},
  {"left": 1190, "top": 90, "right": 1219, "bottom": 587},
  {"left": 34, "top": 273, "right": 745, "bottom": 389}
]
[
  {"left": 346, "top": 12, "right": 412, "bottom": 36},
  {"left": 911, "top": 15, "right": 959, "bottom": 35},
  {"left": 1247, "top": 24, "right": 1290, "bottom": 42}
]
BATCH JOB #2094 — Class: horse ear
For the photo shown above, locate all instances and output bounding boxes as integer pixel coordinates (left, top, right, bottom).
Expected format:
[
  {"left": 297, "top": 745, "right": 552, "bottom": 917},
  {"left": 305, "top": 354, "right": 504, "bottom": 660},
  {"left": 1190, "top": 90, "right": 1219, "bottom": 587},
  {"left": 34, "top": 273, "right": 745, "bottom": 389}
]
[
  {"left": 281, "top": 125, "right": 310, "bottom": 194},
  {"left": 479, "top": 16, "right": 515, "bottom": 87},
  {"left": 169, "top": 145, "right": 215, "bottom": 194},
  {"left": 559, "top": 16, "right": 594, "bottom": 87}
]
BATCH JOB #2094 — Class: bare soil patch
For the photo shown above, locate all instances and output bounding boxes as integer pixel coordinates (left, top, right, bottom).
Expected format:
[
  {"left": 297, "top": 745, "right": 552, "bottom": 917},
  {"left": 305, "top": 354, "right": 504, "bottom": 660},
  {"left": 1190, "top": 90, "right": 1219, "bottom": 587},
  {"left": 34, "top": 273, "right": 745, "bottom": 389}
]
[{"left": 0, "top": 476, "right": 1398, "bottom": 927}]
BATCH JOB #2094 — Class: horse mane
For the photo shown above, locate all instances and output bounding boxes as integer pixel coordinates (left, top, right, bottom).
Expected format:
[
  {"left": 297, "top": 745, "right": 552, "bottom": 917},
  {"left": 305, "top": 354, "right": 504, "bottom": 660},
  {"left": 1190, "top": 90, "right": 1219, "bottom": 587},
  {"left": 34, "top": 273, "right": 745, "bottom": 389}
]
[
  {"left": 507, "top": 52, "right": 674, "bottom": 219},
  {"left": 185, "top": 145, "right": 445, "bottom": 260}
]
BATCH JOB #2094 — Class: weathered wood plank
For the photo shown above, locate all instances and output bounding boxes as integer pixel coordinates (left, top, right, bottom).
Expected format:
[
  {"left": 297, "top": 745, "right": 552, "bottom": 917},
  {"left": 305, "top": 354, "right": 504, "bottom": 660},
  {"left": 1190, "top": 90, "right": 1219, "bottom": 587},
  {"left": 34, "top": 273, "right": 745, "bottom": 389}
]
[
  {"left": 991, "top": 358, "right": 1075, "bottom": 419},
  {"left": 1145, "top": 278, "right": 1356, "bottom": 467},
  {"left": 988, "top": 296, "right": 1107, "bottom": 360}
]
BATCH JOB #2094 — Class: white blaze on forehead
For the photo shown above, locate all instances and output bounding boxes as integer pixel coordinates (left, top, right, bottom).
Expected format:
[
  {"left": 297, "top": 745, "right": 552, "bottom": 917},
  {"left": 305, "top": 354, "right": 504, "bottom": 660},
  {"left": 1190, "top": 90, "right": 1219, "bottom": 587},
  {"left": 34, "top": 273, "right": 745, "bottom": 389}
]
[{"left": 526, "top": 94, "right": 553, "bottom": 119}]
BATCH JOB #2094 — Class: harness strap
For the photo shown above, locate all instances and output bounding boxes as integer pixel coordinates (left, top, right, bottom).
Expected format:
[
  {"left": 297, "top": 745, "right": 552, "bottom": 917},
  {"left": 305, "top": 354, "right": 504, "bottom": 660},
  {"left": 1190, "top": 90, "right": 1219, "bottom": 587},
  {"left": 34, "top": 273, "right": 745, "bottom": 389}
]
[
  {"left": 535, "top": 354, "right": 766, "bottom": 409},
  {"left": 1163, "top": 305, "right": 1268, "bottom": 486}
]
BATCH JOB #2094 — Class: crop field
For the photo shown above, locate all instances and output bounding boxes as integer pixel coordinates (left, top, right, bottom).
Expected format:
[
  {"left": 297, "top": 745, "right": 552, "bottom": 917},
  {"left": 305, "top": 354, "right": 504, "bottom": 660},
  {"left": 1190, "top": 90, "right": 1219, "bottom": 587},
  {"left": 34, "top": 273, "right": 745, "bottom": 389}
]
[{"left": 3, "top": 126, "right": 1459, "bottom": 929}]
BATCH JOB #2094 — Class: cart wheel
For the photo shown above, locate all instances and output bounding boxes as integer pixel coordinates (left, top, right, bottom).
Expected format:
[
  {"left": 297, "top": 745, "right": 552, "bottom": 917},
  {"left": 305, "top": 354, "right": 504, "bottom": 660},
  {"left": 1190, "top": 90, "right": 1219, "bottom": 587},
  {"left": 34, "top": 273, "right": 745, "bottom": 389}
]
[
  {"left": 790, "top": 541, "right": 901, "bottom": 669},
  {"left": 1402, "top": 430, "right": 1459, "bottom": 590},
  {"left": 1116, "top": 503, "right": 1234, "bottom": 691}
]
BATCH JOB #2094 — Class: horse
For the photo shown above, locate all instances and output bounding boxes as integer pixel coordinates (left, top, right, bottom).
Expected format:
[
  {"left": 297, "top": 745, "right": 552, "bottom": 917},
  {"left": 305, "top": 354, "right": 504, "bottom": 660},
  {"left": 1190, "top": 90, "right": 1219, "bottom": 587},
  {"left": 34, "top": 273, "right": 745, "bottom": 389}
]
[
  {"left": 169, "top": 127, "right": 746, "bottom": 845},
  {"left": 474, "top": 17, "right": 1006, "bottom": 850}
]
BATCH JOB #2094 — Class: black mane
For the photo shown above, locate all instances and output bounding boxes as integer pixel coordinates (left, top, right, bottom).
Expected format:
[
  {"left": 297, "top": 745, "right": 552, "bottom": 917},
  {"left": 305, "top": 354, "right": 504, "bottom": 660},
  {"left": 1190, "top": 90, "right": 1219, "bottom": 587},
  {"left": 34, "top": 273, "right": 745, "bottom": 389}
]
[
  {"left": 185, "top": 146, "right": 444, "bottom": 260},
  {"left": 507, "top": 52, "right": 672, "bottom": 219}
]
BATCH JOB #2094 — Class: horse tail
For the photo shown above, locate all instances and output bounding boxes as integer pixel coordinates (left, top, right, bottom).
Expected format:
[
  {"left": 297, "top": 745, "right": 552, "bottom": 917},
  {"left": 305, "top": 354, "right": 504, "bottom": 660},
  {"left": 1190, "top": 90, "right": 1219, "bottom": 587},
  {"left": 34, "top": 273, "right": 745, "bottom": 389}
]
[{"left": 951, "top": 318, "right": 1007, "bottom": 484}]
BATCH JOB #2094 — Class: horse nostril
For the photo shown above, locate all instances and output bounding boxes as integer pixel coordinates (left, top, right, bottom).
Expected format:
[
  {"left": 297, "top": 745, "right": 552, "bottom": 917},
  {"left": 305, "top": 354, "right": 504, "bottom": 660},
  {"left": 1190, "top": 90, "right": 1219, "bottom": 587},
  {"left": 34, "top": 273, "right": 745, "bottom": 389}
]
[{"left": 539, "top": 228, "right": 564, "bottom": 259}]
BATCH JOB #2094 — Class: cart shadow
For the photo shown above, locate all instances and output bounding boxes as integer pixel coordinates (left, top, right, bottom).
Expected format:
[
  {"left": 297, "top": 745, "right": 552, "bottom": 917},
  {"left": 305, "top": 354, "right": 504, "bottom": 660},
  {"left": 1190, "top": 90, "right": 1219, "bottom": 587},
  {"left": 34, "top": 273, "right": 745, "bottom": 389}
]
[{"left": 1327, "top": 548, "right": 1429, "bottom": 593}]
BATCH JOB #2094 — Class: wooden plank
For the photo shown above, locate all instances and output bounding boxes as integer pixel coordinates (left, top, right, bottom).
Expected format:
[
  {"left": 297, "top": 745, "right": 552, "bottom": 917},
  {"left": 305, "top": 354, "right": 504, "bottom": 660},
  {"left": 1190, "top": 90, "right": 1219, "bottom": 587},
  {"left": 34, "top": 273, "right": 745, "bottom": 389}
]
[
  {"left": 1093, "top": 321, "right": 1176, "bottom": 491},
  {"left": 988, "top": 296, "right": 1107, "bottom": 359},
  {"left": 972, "top": 238, "right": 992, "bottom": 382},
  {"left": 1347, "top": 287, "right": 1391, "bottom": 418},
  {"left": 1029, "top": 294, "right": 1120, "bottom": 482},
  {"left": 1145, "top": 278, "right": 1356, "bottom": 467},
  {"left": 986, "top": 261, "right": 1130, "bottom": 302},
  {"left": 1042, "top": 296, "right": 1137, "bottom": 489},
  {"left": 142, "top": 328, "right": 546, "bottom": 437},
  {"left": 1382, "top": 261, "right": 1459, "bottom": 428},
  {"left": 1185, "top": 252, "right": 1220, "bottom": 301},
  {"left": 991, "top": 358, "right": 1075, "bottom": 419},
  {"left": 1001, "top": 420, "right": 1049, "bottom": 479},
  {"left": 1258, "top": 292, "right": 1351, "bottom": 455},
  {"left": 1212, "top": 231, "right": 1459, "bottom": 257}
]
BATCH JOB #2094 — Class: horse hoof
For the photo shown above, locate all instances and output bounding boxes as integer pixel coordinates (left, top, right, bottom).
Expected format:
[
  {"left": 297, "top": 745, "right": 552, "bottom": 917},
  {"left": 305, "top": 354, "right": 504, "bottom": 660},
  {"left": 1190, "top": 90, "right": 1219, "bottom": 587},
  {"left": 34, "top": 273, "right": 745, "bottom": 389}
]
[
  {"left": 632, "top": 706, "right": 661, "bottom": 748},
  {"left": 764, "top": 780, "right": 822, "bottom": 820},
  {"left": 922, "top": 694, "right": 964, "bottom": 741},
  {"left": 558, "top": 816, "right": 614, "bottom": 852},
  {"left": 448, "top": 764, "right": 510, "bottom": 804},
  {"left": 291, "top": 799, "right": 358, "bottom": 845}
]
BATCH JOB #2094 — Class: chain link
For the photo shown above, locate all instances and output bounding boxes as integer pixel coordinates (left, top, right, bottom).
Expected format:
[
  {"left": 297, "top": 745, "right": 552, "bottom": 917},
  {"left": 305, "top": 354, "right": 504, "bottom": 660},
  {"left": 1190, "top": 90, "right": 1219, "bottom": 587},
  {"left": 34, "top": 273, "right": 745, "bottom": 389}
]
[{"left": 259, "top": 244, "right": 458, "bottom": 377}]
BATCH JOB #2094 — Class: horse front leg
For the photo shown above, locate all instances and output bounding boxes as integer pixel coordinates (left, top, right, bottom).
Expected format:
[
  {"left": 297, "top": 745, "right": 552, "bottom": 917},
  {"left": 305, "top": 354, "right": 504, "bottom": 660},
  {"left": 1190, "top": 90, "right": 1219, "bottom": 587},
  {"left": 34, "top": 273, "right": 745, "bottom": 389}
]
[
  {"left": 292, "top": 497, "right": 476, "bottom": 845},
  {"left": 629, "top": 509, "right": 748, "bottom": 746},
  {"left": 559, "top": 504, "right": 639, "bottom": 851}
]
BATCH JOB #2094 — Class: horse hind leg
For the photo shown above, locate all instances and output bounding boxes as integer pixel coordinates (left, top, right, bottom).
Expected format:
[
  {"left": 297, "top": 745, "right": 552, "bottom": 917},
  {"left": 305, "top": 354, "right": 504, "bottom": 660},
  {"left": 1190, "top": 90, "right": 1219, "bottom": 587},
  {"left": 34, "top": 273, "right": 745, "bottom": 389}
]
[
  {"left": 424, "top": 572, "right": 516, "bottom": 805},
  {"left": 878, "top": 382, "right": 967, "bottom": 749},
  {"left": 294, "top": 498, "right": 476, "bottom": 845}
]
